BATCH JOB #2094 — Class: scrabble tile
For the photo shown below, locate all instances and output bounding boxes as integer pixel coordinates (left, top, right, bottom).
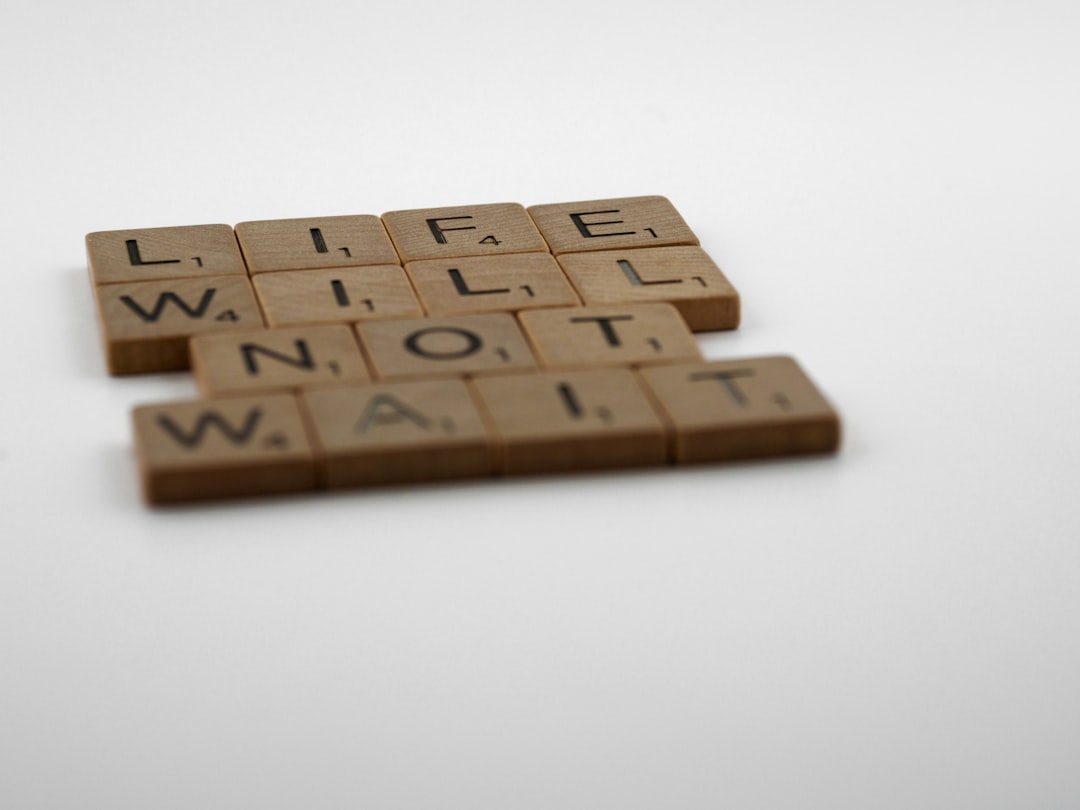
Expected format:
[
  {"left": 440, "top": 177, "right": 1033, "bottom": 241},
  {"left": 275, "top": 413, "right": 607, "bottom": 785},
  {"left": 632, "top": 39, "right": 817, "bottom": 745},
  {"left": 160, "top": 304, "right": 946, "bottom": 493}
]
[
  {"left": 300, "top": 379, "right": 492, "bottom": 488},
  {"left": 517, "top": 303, "right": 702, "bottom": 369},
  {"left": 356, "top": 313, "right": 538, "bottom": 381},
  {"left": 405, "top": 253, "right": 580, "bottom": 317},
  {"left": 252, "top": 265, "right": 423, "bottom": 327},
  {"left": 381, "top": 203, "right": 549, "bottom": 263},
  {"left": 132, "top": 394, "right": 316, "bottom": 503},
  {"left": 190, "top": 324, "right": 370, "bottom": 397},
  {"left": 87, "top": 224, "right": 247, "bottom": 286},
  {"left": 471, "top": 368, "right": 667, "bottom": 475},
  {"left": 95, "top": 275, "right": 264, "bottom": 374},
  {"left": 556, "top": 246, "right": 739, "bottom": 331},
  {"left": 526, "top": 196, "right": 699, "bottom": 255},
  {"left": 234, "top": 215, "right": 400, "bottom": 274},
  {"left": 637, "top": 356, "right": 841, "bottom": 463}
]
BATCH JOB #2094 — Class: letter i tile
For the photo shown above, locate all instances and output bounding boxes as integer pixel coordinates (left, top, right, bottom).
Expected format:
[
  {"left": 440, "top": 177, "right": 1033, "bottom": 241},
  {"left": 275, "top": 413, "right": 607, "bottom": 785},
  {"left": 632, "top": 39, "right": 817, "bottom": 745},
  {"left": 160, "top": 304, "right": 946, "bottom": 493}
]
[{"left": 471, "top": 367, "right": 667, "bottom": 475}]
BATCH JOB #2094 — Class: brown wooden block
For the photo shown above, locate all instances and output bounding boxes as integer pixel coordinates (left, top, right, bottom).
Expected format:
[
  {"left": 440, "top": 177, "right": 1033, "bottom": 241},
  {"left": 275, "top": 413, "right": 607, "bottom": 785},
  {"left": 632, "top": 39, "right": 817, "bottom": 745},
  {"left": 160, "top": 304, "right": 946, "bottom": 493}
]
[
  {"left": 95, "top": 275, "right": 264, "bottom": 374},
  {"left": 517, "top": 303, "right": 702, "bottom": 369},
  {"left": 556, "top": 246, "right": 739, "bottom": 331},
  {"left": 300, "top": 379, "right": 492, "bottom": 488},
  {"left": 252, "top": 265, "right": 423, "bottom": 327},
  {"left": 526, "top": 196, "right": 699, "bottom": 255},
  {"left": 132, "top": 394, "right": 315, "bottom": 503},
  {"left": 471, "top": 368, "right": 667, "bottom": 475},
  {"left": 235, "top": 215, "right": 400, "bottom": 274},
  {"left": 405, "top": 253, "right": 580, "bottom": 317},
  {"left": 637, "top": 356, "right": 841, "bottom": 463},
  {"left": 381, "top": 203, "right": 549, "bottom": 263},
  {"left": 87, "top": 225, "right": 247, "bottom": 286},
  {"left": 356, "top": 313, "right": 538, "bottom": 381},
  {"left": 190, "top": 324, "right": 370, "bottom": 397}
]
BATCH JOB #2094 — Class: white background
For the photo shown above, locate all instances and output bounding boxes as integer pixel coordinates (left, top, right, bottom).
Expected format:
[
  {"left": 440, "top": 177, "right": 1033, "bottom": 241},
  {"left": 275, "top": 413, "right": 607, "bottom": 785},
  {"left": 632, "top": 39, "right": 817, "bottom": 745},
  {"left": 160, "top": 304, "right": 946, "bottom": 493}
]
[{"left": 2, "top": 1, "right": 1079, "bottom": 807}]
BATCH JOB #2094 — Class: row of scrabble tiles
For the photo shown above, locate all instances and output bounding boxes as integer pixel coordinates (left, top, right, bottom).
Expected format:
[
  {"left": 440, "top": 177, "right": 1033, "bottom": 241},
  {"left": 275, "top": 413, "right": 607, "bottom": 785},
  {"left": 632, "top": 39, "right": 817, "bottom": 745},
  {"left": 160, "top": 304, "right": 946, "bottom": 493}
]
[
  {"left": 86, "top": 196, "right": 705, "bottom": 283},
  {"left": 134, "top": 356, "right": 841, "bottom": 503},
  {"left": 86, "top": 197, "right": 738, "bottom": 375},
  {"left": 189, "top": 305, "right": 709, "bottom": 397}
]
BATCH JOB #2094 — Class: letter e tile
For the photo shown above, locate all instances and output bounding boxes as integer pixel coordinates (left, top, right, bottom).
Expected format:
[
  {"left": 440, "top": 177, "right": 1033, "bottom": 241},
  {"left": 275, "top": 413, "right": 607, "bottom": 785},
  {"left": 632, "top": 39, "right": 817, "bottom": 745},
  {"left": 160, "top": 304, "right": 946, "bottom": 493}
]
[{"left": 527, "top": 196, "right": 699, "bottom": 255}]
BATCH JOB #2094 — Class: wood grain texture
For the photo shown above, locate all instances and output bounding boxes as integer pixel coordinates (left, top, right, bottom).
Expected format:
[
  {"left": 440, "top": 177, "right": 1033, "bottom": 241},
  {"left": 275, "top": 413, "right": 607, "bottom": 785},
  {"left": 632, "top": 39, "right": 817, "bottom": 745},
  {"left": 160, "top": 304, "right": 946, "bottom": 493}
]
[
  {"left": 190, "top": 324, "right": 370, "bottom": 397},
  {"left": 87, "top": 224, "right": 247, "bottom": 286},
  {"left": 637, "top": 356, "right": 841, "bottom": 463},
  {"left": 356, "top": 313, "right": 538, "bottom": 381},
  {"left": 517, "top": 303, "right": 702, "bottom": 369},
  {"left": 95, "top": 275, "right": 264, "bottom": 374},
  {"left": 252, "top": 265, "right": 423, "bottom": 328},
  {"left": 235, "top": 215, "right": 399, "bottom": 274},
  {"left": 556, "top": 245, "right": 739, "bottom": 331},
  {"left": 405, "top": 253, "right": 580, "bottom": 317},
  {"left": 526, "top": 196, "right": 699, "bottom": 255},
  {"left": 382, "top": 203, "right": 549, "bottom": 263},
  {"left": 300, "top": 379, "right": 492, "bottom": 488},
  {"left": 132, "top": 394, "right": 315, "bottom": 503},
  {"left": 471, "top": 368, "right": 667, "bottom": 475}
]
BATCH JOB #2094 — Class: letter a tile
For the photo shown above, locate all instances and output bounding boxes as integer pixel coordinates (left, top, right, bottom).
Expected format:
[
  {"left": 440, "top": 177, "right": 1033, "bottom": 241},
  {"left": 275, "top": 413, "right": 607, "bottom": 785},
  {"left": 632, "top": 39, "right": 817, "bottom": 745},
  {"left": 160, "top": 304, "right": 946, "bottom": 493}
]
[
  {"left": 95, "top": 275, "right": 264, "bottom": 374},
  {"left": 300, "top": 379, "right": 492, "bottom": 487},
  {"left": 132, "top": 394, "right": 316, "bottom": 503},
  {"left": 527, "top": 196, "right": 699, "bottom": 255},
  {"left": 471, "top": 368, "right": 667, "bottom": 475},
  {"left": 637, "top": 356, "right": 841, "bottom": 463}
]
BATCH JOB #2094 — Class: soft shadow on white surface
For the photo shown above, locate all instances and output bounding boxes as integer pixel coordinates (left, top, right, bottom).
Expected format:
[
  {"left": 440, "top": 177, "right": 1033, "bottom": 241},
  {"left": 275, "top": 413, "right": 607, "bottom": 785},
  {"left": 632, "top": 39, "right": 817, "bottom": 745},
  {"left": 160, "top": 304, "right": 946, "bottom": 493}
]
[{"left": 1, "top": 1, "right": 1079, "bottom": 808}]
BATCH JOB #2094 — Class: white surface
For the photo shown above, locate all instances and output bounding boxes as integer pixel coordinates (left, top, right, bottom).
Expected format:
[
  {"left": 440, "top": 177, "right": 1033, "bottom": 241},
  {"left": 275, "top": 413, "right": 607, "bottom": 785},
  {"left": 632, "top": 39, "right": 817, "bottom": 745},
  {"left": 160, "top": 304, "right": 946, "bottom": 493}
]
[{"left": 2, "top": 1, "right": 1079, "bottom": 807}]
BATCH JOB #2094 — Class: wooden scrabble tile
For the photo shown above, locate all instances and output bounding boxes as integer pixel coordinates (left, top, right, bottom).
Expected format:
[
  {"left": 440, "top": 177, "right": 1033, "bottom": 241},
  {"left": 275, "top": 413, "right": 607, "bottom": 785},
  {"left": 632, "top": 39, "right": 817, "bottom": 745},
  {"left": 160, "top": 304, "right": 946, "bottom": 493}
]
[
  {"left": 132, "top": 393, "right": 315, "bottom": 503},
  {"left": 381, "top": 203, "right": 549, "bottom": 263},
  {"left": 87, "top": 224, "right": 247, "bottom": 286},
  {"left": 526, "top": 196, "right": 699, "bottom": 255},
  {"left": 556, "top": 246, "right": 739, "bottom": 331},
  {"left": 300, "top": 379, "right": 492, "bottom": 488},
  {"left": 190, "top": 324, "right": 370, "bottom": 397},
  {"left": 517, "top": 303, "right": 702, "bottom": 369},
  {"left": 471, "top": 368, "right": 667, "bottom": 475},
  {"left": 251, "top": 265, "right": 423, "bottom": 327},
  {"left": 405, "top": 253, "right": 580, "bottom": 317},
  {"left": 95, "top": 275, "right": 264, "bottom": 374},
  {"left": 234, "top": 215, "right": 400, "bottom": 274},
  {"left": 637, "top": 356, "right": 841, "bottom": 463},
  {"left": 356, "top": 313, "right": 538, "bottom": 381}
]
